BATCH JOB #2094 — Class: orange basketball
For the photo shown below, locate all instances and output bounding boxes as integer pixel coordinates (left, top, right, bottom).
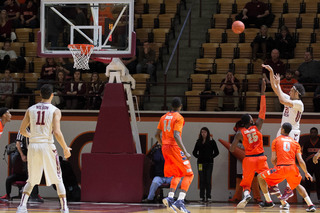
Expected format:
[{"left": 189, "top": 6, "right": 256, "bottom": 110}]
[{"left": 232, "top": 21, "right": 245, "bottom": 34}]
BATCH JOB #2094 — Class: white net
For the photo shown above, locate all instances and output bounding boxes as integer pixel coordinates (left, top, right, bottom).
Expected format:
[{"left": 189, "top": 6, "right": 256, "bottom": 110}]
[{"left": 68, "top": 44, "right": 94, "bottom": 70}]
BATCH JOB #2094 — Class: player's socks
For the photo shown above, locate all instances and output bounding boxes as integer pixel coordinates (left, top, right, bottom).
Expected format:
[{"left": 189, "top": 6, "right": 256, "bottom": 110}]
[
  {"left": 263, "top": 193, "right": 271, "bottom": 202},
  {"left": 244, "top": 190, "right": 250, "bottom": 197},
  {"left": 59, "top": 195, "right": 68, "bottom": 211},
  {"left": 168, "top": 192, "right": 175, "bottom": 198},
  {"left": 20, "top": 193, "right": 30, "bottom": 207},
  {"left": 178, "top": 192, "right": 186, "bottom": 200},
  {"left": 304, "top": 196, "right": 313, "bottom": 206}
]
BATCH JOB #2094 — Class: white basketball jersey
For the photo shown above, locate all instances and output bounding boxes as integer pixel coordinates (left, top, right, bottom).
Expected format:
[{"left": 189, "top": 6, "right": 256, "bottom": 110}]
[
  {"left": 280, "top": 93, "right": 304, "bottom": 130},
  {"left": 28, "top": 102, "right": 57, "bottom": 143}
]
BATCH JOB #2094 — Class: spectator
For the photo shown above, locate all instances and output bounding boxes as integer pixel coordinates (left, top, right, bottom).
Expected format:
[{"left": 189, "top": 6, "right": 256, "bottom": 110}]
[
  {"left": 280, "top": 70, "right": 298, "bottom": 95},
  {"left": 262, "top": 49, "right": 286, "bottom": 91},
  {"left": 314, "top": 86, "right": 320, "bottom": 112},
  {"left": 300, "top": 127, "right": 320, "bottom": 201},
  {"left": 142, "top": 143, "right": 181, "bottom": 203},
  {"left": 295, "top": 51, "right": 320, "bottom": 92},
  {"left": 47, "top": 7, "right": 64, "bottom": 48},
  {"left": 59, "top": 156, "right": 81, "bottom": 202},
  {"left": 52, "top": 70, "right": 66, "bottom": 109},
  {"left": 4, "top": 0, "right": 20, "bottom": 28},
  {"left": 0, "top": 40, "right": 17, "bottom": 71},
  {"left": 56, "top": 57, "right": 73, "bottom": 80},
  {"left": 235, "top": 0, "right": 274, "bottom": 28},
  {"left": 192, "top": 127, "right": 219, "bottom": 202},
  {"left": 0, "top": 127, "right": 43, "bottom": 202},
  {"left": 88, "top": 72, "right": 104, "bottom": 110},
  {"left": 136, "top": 41, "right": 155, "bottom": 78},
  {"left": 65, "top": 70, "right": 86, "bottom": 109},
  {"left": 0, "top": 10, "right": 12, "bottom": 42},
  {"left": 216, "top": 71, "right": 240, "bottom": 111},
  {"left": 0, "top": 69, "right": 17, "bottom": 108},
  {"left": 19, "top": 0, "right": 38, "bottom": 28},
  {"left": 37, "top": 57, "right": 57, "bottom": 89},
  {"left": 274, "top": 26, "right": 296, "bottom": 59},
  {"left": 251, "top": 25, "right": 274, "bottom": 61}
]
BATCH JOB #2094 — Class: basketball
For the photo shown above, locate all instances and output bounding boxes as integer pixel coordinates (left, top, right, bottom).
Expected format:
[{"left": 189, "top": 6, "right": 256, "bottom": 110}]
[{"left": 232, "top": 21, "right": 245, "bottom": 34}]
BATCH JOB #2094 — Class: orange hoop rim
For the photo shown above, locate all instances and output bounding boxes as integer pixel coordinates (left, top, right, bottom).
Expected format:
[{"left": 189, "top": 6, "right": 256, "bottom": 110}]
[{"left": 68, "top": 44, "right": 94, "bottom": 55}]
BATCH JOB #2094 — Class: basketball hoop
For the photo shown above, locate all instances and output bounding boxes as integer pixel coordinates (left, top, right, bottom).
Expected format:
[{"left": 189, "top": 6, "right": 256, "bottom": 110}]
[{"left": 68, "top": 44, "right": 94, "bottom": 70}]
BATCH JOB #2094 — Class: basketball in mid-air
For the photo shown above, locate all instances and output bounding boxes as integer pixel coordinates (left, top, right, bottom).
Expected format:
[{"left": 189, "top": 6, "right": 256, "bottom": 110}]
[{"left": 232, "top": 21, "right": 245, "bottom": 34}]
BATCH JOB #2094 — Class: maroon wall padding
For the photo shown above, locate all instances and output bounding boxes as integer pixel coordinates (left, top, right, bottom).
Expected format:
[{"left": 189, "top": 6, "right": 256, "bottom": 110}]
[
  {"left": 81, "top": 153, "right": 145, "bottom": 202},
  {"left": 82, "top": 83, "right": 145, "bottom": 202},
  {"left": 91, "top": 83, "right": 135, "bottom": 154}
]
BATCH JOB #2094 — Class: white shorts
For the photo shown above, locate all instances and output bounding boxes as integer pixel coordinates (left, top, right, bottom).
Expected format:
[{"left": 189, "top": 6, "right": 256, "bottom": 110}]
[
  {"left": 277, "top": 128, "right": 301, "bottom": 142},
  {"left": 27, "top": 143, "right": 63, "bottom": 186}
]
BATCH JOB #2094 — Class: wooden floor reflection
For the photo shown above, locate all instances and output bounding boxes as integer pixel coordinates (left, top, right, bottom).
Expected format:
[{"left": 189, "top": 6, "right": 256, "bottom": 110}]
[{"left": 0, "top": 200, "right": 316, "bottom": 212}]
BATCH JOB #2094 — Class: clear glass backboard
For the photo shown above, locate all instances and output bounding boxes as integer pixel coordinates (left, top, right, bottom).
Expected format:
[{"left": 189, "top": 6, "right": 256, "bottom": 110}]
[{"left": 39, "top": 0, "right": 135, "bottom": 58}]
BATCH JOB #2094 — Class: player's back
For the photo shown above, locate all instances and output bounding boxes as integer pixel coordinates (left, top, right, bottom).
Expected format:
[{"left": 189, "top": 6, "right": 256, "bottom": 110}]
[
  {"left": 273, "top": 135, "right": 301, "bottom": 165},
  {"left": 28, "top": 102, "right": 57, "bottom": 143},
  {"left": 241, "top": 125, "right": 264, "bottom": 155},
  {"left": 158, "top": 111, "right": 184, "bottom": 146}
]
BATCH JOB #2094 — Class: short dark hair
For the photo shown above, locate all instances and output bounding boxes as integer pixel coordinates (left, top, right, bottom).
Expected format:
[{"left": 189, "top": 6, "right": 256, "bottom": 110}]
[
  {"left": 310, "top": 127, "right": 318, "bottom": 133},
  {"left": 241, "top": 113, "right": 251, "bottom": 125},
  {"left": 40, "top": 84, "right": 53, "bottom": 99},
  {"left": 293, "top": 83, "right": 305, "bottom": 97},
  {"left": 282, "top": 122, "right": 292, "bottom": 134},
  {"left": 171, "top": 97, "right": 182, "bottom": 109}
]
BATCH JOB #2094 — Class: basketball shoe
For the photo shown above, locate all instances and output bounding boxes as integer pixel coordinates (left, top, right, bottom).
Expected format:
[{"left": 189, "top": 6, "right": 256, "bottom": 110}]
[
  {"left": 280, "top": 187, "right": 294, "bottom": 201},
  {"left": 268, "top": 185, "right": 280, "bottom": 195},
  {"left": 280, "top": 202, "right": 290, "bottom": 210},
  {"left": 60, "top": 207, "right": 69, "bottom": 213},
  {"left": 162, "top": 197, "right": 176, "bottom": 213},
  {"left": 259, "top": 201, "right": 275, "bottom": 208},
  {"left": 236, "top": 194, "right": 251, "bottom": 208},
  {"left": 306, "top": 205, "right": 316, "bottom": 212},
  {"left": 16, "top": 206, "right": 28, "bottom": 213},
  {"left": 172, "top": 199, "right": 190, "bottom": 213}
]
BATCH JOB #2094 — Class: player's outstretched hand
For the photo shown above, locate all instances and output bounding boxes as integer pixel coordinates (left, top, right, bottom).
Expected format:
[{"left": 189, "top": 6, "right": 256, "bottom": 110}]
[
  {"left": 64, "top": 147, "right": 72, "bottom": 159},
  {"left": 313, "top": 152, "right": 320, "bottom": 164},
  {"left": 262, "top": 64, "right": 273, "bottom": 72},
  {"left": 305, "top": 172, "right": 313, "bottom": 182},
  {"left": 185, "top": 152, "right": 191, "bottom": 160}
]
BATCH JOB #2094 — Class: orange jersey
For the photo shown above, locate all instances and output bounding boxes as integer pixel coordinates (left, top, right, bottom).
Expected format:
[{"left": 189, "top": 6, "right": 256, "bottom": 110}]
[
  {"left": 272, "top": 135, "right": 301, "bottom": 165},
  {"left": 157, "top": 112, "right": 184, "bottom": 146},
  {"left": 241, "top": 126, "right": 264, "bottom": 155}
]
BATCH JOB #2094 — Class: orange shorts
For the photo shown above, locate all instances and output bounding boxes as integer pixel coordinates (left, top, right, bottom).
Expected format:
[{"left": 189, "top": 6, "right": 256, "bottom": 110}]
[
  {"left": 240, "top": 155, "right": 269, "bottom": 191},
  {"left": 162, "top": 144, "right": 193, "bottom": 177},
  {"left": 260, "top": 165, "right": 302, "bottom": 190}
]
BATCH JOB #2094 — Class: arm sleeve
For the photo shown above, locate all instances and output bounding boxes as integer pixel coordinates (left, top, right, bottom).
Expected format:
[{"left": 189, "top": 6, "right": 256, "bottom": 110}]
[
  {"left": 192, "top": 143, "right": 199, "bottom": 158},
  {"left": 212, "top": 140, "right": 220, "bottom": 158},
  {"left": 259, "top": 95, "right": 266, "bottom": 120}
]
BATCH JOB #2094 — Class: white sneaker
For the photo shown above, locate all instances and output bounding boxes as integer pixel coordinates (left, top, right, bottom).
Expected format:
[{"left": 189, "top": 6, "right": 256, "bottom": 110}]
[
  {"left": 237, "top": 194, "right": 251, "bottom": 208},
  {"left": 16, "top": 206, "right": 28, "bottom": 213},
  {"left": 60, "top": 207, "right": 69, "bottom": 213},
  {"left": 280, "top": 202, "right": 290, "bottom": 210}
]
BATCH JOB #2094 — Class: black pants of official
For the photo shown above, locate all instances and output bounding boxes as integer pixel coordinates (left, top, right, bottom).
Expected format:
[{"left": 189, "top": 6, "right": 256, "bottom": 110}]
[
  {"left": 197, "top": 163, "right": 213, "bottom": 199},
  {"left": 305, "top": 160, "right": 320, "bottom": 200}
]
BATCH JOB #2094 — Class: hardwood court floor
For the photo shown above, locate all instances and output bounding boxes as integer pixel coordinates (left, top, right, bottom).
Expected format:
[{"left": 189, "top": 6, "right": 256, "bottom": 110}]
[{"left": 0, "top": 200, "right": 315, "bottom": 212}]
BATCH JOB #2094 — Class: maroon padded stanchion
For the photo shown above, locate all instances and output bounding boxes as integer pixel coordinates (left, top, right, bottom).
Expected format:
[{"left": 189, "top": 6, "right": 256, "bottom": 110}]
[{"left": 81, "top": 83, "right": 145, "bottom": 202}]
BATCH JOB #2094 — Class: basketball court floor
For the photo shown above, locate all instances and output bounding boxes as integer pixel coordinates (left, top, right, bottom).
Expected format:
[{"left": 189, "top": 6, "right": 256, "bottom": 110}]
[{"left": 0, "top": 200, "right": 315, "bottom": 212}]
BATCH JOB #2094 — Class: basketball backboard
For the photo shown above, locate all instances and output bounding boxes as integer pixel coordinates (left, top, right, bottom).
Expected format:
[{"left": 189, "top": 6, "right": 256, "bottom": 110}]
[{"left": 39, "top": 0, "right": 135, "bottom": 58}]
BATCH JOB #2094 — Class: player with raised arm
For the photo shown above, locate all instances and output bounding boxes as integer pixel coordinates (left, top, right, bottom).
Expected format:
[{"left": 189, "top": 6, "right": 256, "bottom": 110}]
[
  {"left": 16, "top": 84, "right": 72, "bottom": 213},
  {"left": 155, "top": 97, "right": 194, "bottom": 213},
  {"left": 262, "top": 64, "right": 305, "bottom": 200},
  {"left": 230, "top": 78, "right": 276, "bottom": 208},
  {"left": 258, "top": 122, "right": 316, "bottom": 212}
]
